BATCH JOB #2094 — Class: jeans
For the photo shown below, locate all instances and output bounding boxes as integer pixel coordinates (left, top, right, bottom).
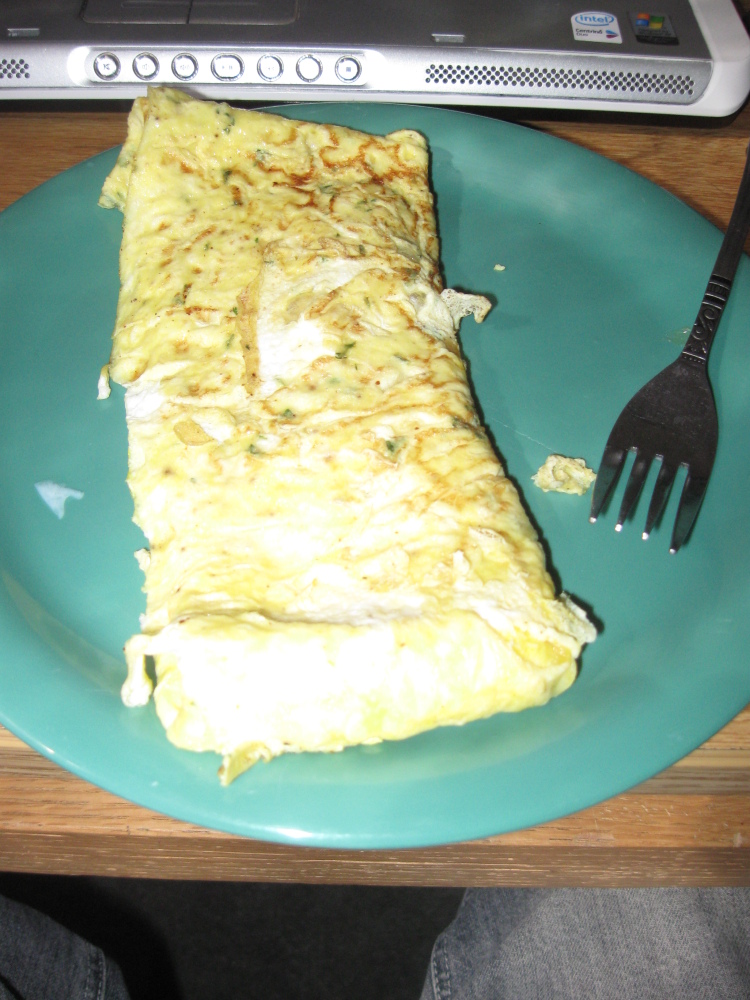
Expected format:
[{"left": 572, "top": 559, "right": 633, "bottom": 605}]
[
  {"left": 421, "top": 888, "right": 750, "bottom": 1000},
  {"left": 0, "top": 894, "right": 129, "bottom": 1000},
  {"left": 3, "top": 885, "right": 749, "bottom": 998}
]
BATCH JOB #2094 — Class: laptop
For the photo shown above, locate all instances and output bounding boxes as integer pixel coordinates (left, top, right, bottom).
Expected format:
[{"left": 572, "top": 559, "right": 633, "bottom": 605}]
[{"left": 1, "top": 0, "right": 749, "bottom": 115}]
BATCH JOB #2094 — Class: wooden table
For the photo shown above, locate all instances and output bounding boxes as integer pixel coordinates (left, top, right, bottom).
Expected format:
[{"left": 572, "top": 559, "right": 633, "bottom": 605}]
[{"left": 0, "top": 99, "right": 749, "bottom": 887}]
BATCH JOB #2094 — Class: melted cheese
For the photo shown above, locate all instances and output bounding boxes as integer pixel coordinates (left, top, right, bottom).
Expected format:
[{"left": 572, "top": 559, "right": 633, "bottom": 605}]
[{"left": 102, "top": 88, "right": 595, "bottom": 782}]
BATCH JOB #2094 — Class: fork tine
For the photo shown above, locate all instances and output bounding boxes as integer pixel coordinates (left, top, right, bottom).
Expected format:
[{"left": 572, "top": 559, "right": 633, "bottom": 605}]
[
  {"left": 642, "top": 461, "right": 677, "bottom": 540},
  {"left": 669, "top": 472, "right": 709, "bottom": 554},
  {"left": 615, "top": 450, "right": 652, "bottom": 532},
  {"left": 589, "top": 444, "right": 626, "bottom": 523}
]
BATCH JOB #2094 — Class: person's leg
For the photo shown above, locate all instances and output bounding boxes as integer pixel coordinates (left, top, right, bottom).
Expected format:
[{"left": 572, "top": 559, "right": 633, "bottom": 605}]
[
  {"left": 0, "top": 893, "right": 130, "bottom": 1000},
  {"left": 421, "top": 887, "right": 750, "bottom": 1000}
]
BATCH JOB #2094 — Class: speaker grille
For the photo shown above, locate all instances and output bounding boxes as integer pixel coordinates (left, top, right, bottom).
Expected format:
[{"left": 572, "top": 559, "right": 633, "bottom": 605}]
[
  {"left": 0, "top": 58, "right": 30, "bottom": 80},
  {"left": 425, "top": 63, "right": 694, "bottom": 98}
]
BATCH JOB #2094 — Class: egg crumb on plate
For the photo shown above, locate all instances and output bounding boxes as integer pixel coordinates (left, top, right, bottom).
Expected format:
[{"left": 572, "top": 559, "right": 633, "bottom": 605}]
[
  {"left": 532, "top": 455, "right": 597, "bottom": 495},
  {"left": 100, "top": 87, "right": 596, "bottom": 783}
]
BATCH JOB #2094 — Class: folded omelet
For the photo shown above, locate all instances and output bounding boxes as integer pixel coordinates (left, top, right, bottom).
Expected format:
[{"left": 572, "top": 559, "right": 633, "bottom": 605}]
[{"left": 100, "top": 87, "right": 595, "bottom": 782}]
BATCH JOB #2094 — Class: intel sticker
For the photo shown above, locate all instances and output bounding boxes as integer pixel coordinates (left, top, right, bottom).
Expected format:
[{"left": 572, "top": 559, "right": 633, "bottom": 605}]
[{"left": 572, "top": 11, "right": 622, "bottom": 43}]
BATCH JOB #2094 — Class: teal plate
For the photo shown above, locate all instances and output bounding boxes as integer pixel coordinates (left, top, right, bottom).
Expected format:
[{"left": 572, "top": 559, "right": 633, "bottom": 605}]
[{"left": 1, "top": 103, "right": 749, "bottom": 849}]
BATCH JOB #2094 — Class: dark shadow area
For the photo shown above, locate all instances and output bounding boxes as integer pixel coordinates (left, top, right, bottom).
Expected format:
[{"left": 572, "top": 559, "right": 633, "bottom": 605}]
[
  {"left": 0, "top": 96, "right": 746, "bottom": 132},
  {"left": 0, "top": 874, "right": 464, "bottom": 1000}
]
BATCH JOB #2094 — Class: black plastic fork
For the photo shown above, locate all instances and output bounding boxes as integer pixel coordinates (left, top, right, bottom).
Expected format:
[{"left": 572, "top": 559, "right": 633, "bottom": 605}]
[{"left": 590, "top": 141, "right": 750, "bottom": 553}]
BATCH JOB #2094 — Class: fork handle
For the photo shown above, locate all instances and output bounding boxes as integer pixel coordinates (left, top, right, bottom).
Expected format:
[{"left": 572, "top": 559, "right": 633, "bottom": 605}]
[{"left": 682, "top": 140, "right": 750, "bottom": 364}]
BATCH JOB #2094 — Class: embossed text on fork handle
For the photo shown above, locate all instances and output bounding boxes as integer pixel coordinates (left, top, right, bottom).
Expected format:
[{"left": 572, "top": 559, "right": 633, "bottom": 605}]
[
  {"left": 681, "top": 275, "right": 731, "bottom": 364},
  {"left": 683, "top": 139, "right": 750, "bottom": 365}
]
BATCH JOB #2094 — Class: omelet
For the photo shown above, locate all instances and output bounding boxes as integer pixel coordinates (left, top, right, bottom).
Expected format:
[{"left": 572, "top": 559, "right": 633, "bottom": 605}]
[{"left": 100, "top": 87, "right": 595, "bottom": 783}]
